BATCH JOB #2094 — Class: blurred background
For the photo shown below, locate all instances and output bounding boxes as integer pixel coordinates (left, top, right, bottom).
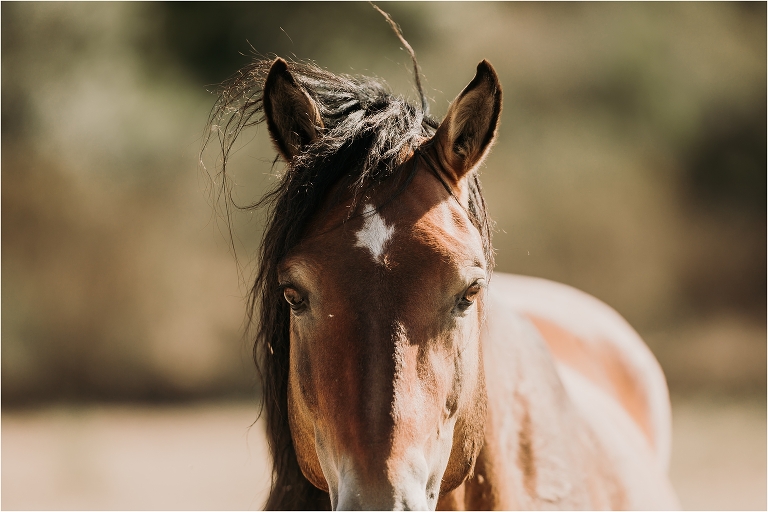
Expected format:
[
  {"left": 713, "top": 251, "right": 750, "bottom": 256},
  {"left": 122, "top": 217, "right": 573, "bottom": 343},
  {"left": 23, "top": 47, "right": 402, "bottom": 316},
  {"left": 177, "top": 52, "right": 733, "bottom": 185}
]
[{"left": 2, "top": 2, "right": 765, "bottom": 509}]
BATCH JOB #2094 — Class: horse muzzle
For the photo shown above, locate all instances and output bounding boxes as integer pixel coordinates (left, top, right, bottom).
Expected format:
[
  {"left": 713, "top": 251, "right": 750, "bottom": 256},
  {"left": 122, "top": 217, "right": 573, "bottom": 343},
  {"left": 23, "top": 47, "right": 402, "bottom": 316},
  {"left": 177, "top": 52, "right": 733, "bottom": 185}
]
[{"left": 333, "top": 470, "right": 435, "bottom": 511}]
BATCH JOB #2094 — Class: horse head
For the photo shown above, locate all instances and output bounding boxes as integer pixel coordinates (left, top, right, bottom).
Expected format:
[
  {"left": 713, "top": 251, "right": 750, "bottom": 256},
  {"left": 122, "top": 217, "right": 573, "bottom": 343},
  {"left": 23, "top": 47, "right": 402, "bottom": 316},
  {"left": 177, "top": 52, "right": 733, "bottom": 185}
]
[{"left": 258, "top": 57, "right": 501, "bottom": 509}]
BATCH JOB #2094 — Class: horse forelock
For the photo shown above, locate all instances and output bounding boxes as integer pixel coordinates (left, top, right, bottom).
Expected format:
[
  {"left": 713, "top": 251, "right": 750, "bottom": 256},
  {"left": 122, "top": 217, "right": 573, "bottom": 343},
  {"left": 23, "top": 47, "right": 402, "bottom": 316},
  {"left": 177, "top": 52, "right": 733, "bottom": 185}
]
[{"left": 205, "top": 58, "right": 493, "bottom": 510}]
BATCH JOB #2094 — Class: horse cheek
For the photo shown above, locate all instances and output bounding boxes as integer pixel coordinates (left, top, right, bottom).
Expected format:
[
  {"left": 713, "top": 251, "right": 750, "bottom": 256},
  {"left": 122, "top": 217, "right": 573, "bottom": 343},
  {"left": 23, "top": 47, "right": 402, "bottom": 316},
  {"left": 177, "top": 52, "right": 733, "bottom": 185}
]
[
  {"left": 287, "top": 326, "right": 328, "bottom": 492},
  {"left": 440, "top": 311, "right": 488, "bottom": 494}
]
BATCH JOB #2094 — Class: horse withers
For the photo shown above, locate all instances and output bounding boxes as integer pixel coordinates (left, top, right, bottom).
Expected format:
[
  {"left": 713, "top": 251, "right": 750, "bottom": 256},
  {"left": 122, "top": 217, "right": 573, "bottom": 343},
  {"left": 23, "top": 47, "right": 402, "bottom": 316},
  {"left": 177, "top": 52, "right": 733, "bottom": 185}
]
[{"left": 208, "top": 56, "right": 678, "bottom": 509}]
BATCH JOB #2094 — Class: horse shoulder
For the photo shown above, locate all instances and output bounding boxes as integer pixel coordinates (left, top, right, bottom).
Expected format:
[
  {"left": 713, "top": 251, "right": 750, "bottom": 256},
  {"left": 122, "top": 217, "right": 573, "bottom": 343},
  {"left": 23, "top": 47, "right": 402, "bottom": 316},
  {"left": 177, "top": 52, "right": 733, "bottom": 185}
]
[
  {"left": 489, "top": 272, "right": 672, "bottom": 470},
  {"left": 471, "top": 272, "right": 677, "bottom": 509}
]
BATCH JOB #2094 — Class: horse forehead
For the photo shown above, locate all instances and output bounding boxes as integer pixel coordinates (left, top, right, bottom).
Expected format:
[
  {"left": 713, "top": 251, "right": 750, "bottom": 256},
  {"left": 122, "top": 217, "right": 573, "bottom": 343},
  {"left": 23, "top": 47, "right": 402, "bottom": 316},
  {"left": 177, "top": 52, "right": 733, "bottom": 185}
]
[
  {"left": 349, "top": 201, "right": 472, "bottom": 268},
  {"left": 295, "top": 168, "right": 484, "bottom": 269},
  {"left": 366, "top": 197, "right": 482, "bottom": 264}
]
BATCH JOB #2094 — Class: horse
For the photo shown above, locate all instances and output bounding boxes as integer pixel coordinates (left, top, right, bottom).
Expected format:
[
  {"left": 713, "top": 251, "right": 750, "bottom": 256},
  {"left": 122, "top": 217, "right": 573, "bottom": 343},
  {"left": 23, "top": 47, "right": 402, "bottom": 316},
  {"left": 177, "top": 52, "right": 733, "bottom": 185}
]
[{"left": 206, "top": 53, "right": 679, "bottom": 510}]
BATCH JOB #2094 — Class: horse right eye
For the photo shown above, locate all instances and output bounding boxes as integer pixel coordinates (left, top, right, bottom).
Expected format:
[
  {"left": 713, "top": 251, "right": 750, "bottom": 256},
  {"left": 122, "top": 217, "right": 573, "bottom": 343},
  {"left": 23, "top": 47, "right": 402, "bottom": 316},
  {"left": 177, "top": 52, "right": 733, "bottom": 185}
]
[{"left": 283, "top": 287, "right": 305, "bottom": 310}]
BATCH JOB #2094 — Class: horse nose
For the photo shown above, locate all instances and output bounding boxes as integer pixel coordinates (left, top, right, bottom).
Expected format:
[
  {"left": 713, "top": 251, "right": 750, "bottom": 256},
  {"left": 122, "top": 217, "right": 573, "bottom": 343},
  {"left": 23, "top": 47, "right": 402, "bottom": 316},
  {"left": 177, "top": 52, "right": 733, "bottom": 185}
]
[
  {"left": 334, "top": 467, "right": 433, "bottom": 511},
  {"left": 336, "top": 485, "right": 430, "bottom": 511}
]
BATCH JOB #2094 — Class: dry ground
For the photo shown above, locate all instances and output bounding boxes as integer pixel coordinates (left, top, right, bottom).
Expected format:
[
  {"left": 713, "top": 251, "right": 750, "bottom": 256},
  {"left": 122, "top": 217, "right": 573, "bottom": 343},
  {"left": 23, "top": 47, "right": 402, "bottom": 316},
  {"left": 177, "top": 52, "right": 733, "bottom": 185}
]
[{"left": 2, "top": 398, "right": 765, "bottom": 510}]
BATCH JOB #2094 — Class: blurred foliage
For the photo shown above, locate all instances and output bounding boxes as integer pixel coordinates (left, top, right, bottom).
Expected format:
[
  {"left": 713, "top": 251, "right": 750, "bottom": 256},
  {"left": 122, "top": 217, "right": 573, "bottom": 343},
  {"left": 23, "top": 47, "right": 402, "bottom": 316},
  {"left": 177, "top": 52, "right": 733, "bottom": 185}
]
[
  {"left": 157, "top": 2, "right": 428, "bottom": 85},
  {"left": 2, "top": 2, "right": 765, "bottom": 405},
  {"left": 686, "top": 98, "right": 766, "bottom": 214},
  {"left": 677, "top": 98, "right": 766, "bottom": 318}
]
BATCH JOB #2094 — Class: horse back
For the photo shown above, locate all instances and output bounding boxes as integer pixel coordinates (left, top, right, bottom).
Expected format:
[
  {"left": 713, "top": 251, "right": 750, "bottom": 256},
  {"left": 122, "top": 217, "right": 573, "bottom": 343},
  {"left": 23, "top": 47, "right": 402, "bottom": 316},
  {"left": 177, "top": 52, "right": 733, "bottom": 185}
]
[{"left": 489, "top": 272, "right": 672, "bottom": 471}]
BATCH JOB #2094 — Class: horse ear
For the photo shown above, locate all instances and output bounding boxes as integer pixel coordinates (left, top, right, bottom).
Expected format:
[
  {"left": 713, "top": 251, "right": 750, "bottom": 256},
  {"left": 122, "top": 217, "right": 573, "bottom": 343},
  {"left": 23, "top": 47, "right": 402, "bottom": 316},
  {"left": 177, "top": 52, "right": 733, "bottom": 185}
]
[
  {"left": 430, "top": 60, "right": 502, "bottom": 182},
  {"left": 263, "top": 58, "right": 324, "bottom": 161}
]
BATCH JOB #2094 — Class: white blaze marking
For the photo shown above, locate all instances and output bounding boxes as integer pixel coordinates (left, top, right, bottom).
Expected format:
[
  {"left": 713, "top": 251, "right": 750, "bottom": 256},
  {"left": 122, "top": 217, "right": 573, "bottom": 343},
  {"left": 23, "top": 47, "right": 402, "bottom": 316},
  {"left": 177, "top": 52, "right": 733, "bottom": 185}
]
[{"left": 355, "top": 203, "right": 394, "bottom": 264}]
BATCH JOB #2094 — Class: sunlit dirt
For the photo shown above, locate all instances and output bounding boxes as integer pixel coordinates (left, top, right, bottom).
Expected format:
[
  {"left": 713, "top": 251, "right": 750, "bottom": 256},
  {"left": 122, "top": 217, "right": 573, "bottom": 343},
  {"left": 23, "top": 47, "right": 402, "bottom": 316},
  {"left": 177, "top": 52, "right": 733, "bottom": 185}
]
[{"left": 2, "top": 399, "right": 764, "bottom": 510}]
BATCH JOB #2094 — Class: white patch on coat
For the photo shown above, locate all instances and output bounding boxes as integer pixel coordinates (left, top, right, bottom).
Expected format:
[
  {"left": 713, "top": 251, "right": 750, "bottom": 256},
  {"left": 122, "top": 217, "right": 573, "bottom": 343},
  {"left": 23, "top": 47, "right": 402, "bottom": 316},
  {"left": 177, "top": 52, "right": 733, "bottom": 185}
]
[{"left": 355, "top": 204, "right": 394, "bottom": 264}]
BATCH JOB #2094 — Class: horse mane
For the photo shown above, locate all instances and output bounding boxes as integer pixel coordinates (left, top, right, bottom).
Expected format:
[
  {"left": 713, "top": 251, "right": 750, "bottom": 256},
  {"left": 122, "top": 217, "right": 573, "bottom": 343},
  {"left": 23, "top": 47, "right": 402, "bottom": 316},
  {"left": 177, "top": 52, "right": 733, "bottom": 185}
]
[{"left": 204, "top": 58, "right": 494, "bottom": 510}]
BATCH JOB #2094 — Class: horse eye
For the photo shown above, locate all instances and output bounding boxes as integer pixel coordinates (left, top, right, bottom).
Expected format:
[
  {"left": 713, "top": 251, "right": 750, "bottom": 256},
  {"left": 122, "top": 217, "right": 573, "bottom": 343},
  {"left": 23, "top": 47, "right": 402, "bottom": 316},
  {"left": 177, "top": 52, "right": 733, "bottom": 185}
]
[
  {"left": 464, "top": 283, "right": 482, "bottom": 302},
  {"left": 456, "top": 282, "right": 482, "bottom": 312},
  {"left": 283, "top": 287, "right": 305, "bottom": 310}
]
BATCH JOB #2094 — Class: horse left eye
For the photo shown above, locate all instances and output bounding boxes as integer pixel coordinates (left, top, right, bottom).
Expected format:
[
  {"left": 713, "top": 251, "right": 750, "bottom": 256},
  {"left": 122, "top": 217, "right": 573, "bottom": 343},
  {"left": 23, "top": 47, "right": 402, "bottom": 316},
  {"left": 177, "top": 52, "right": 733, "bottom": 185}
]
[
  {"left": 457, "top": 282, "right": 482, "bottom": 312},
  {"left": 464, "top": 283, "right": 482, "bottom": 302},
  {"left": 283, "top": 287, "right": 305, "bottom": 310}
]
